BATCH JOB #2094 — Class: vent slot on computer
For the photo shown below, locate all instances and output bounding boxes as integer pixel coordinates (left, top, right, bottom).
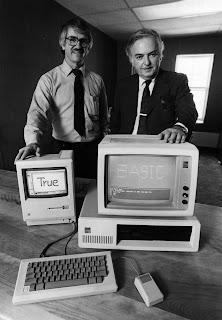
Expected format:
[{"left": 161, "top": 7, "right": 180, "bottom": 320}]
[{"left": 82, "top": 235, "right": 113, "bottom": 244}]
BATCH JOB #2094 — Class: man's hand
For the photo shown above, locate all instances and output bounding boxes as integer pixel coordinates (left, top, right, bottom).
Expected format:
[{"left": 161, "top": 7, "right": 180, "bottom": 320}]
[
  {"left": 158, "top": 126, "right": 187, "bottom": 144},
  {"left": 14, "top": 143, "right": 41, "bottom": 164}
]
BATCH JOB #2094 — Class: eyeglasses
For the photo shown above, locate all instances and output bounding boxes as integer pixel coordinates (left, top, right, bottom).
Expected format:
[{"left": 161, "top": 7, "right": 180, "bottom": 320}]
[{"left": 65, "top": 36, "right": 89, "bottom": 47}]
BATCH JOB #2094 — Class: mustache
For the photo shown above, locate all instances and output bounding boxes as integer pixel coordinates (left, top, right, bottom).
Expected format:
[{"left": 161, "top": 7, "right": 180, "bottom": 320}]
[{"left": 71, "top": 48, "right": 84, "bottom": 54}]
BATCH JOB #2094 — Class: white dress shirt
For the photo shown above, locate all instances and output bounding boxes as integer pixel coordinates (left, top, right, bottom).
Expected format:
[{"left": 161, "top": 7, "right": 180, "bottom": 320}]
[{"left": 24, "top": 60, "right": 109, "bottom": 145}]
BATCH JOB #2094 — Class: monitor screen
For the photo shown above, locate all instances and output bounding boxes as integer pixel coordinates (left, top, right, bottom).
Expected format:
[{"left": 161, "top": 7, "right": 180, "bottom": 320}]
[
  {"left": 107, "top": 155, "right": 176, "bottom": 204},
  {"left": 26, "top": 168, "right": 68, "bottom": 197}
]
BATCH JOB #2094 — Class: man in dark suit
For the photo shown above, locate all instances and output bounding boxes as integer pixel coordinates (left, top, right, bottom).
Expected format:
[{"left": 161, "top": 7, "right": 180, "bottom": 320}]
[{"left": 111, "top": 29, "right": 198, "bottom": 143}]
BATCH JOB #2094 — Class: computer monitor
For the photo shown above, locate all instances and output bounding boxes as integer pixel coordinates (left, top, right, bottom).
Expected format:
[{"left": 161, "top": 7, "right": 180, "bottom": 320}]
[
  {"left": 78, "top": 135, "right": 200, "bottom": 251},
  {"left": 97, "top": 135, "right": 199, "bottom": 217},
  {"left": 16, "top": 150, "right": 75, "bottom": 225}
]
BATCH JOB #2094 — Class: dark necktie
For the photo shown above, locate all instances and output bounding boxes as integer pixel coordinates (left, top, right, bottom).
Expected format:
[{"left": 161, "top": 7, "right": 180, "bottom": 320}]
[
  {"left": 73, "top": 69, "right": 85, "bottom": 136},
  {"left": 137, "top": 80, "right": 151, "bottom": 134}
]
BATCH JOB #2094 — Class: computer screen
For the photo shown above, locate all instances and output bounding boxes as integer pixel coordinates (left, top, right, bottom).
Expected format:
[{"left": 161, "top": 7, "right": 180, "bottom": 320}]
[
  {"left": 108, "top": 155, "right": 175, "bottom": 204},
  {"left": 25, "top": 168, "right": 68, "bottom": 197},
  {"left": 16, "top": 150, "right": 75, "bottom": 225},
  {"left": 97, "top": 135, "right": 199, "bottom": 216}
]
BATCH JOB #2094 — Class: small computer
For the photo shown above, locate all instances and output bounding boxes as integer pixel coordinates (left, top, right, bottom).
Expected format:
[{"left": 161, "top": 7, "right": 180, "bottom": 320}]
[
  {"left": 16, "top": 150, "right": 76, "bottom": 225},
  {"left": 78, "top": 135, "right": 201, "bottom": 252}
]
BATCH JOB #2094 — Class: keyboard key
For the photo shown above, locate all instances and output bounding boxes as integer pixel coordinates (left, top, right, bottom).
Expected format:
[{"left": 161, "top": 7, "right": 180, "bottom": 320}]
[
  {"left": 96, "top": 276, "right": 103, "bottom": 283},
  {"left": 95, "top": 270, "right": 107, "bottom": 277},
  {"left": 89, "top": 277, "right": 97, "bottom": 284},
  {"left": 45, "top": 278, "right": 88, "bottom": 290},
  {"left": 97, "top": 265, "right": 106, "bottom": 271},
  {"left": 25, "top": 278, "right": 36, "bottom": 286},
  {"left": 36, "top": 283, "right": 45, "bottom": 291}
]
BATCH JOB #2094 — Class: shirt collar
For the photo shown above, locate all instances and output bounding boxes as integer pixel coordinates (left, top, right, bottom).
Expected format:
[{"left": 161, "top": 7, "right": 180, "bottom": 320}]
[
  {"left": 62, "top": 59, "right": 86, "bottom": 77},
  {"left": 139, "top": 76, "right": 155, "bottom": 88}
]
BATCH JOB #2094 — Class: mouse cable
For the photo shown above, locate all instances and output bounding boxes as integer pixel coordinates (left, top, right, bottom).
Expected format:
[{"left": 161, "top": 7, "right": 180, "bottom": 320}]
[
  {"left": 114, "top": 256, "right": 141, "bottom": 276},
  {"left": 39, "top": 221, "right": 77, "bottom": 258}
]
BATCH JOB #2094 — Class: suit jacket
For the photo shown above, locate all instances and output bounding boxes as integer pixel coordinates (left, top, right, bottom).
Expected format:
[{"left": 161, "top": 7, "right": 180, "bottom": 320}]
[{"left": 110, "top": 68, "right": 198, "bottom": 140}]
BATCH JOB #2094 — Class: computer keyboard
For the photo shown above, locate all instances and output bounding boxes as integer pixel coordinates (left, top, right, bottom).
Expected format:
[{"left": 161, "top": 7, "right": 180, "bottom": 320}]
[{"left": 13, "top": 251, "right": 117, "bottom": 305}]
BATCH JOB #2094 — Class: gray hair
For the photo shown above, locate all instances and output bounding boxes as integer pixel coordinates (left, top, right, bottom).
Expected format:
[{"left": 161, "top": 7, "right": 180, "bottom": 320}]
[
  {"left": 59, "top": 18, "right": 93, "bottom": 52},
  {"left": 125, "top": 29, "right": 164, "bottom": 60}
]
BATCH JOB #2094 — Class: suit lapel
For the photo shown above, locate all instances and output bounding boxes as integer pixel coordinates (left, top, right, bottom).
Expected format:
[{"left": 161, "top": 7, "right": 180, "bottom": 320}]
[
  {"left": 127, "top": 74, "right": 139, "bottom": 115},
  {"left": 146, "top": 69, "right": 169, "bottom": 116}
]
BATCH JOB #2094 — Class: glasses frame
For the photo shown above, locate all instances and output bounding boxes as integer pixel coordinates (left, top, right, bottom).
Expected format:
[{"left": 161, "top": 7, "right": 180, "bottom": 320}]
[{"left": 65, "top": 36, "right": 90, "bottom": 48}]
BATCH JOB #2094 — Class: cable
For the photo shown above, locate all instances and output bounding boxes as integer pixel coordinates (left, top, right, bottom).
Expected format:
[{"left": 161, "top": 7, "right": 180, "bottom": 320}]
[
  {"left": 115, "top": 256, "right": 141, "bottom": 276},
  {"left": 64, "top": 222, "right": 78, "bottom": 255},
  {"left": 39, "top": 221, "right": 77, "bottom": 258}
]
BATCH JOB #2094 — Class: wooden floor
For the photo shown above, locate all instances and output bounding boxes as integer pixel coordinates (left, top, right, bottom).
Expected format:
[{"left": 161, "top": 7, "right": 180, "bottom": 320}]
[{"left": 196, "top": 147, "right": 222, "bottom": 207}]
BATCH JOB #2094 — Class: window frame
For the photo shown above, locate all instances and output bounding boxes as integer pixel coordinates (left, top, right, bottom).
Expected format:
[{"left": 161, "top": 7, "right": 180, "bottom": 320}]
[{"left": 175, "top": 53, "right": 214, "bottom": 124}]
